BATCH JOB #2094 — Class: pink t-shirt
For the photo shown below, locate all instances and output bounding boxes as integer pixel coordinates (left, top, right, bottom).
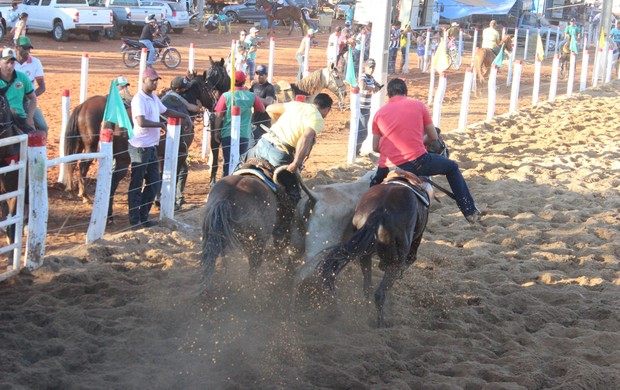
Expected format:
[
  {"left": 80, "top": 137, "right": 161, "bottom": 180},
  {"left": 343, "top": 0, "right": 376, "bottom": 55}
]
[{"left": 372, "top": 95, "right": 433, "bottom": 167}]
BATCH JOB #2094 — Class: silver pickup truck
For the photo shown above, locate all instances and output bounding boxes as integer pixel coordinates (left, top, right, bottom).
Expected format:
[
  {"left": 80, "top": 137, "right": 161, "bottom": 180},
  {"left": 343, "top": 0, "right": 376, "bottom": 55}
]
[
  {"left": 93, "top": 0, "right": 167, "bottom": 39},
  {"left": 508, "top": 12, "right": 563, "bottom": 51}
]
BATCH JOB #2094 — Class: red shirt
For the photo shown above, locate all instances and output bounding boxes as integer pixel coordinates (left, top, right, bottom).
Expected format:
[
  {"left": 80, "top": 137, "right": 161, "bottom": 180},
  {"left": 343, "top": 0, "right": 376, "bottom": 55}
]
[{"left": 372, "top": 95, "right": 433, "bottom": 167}]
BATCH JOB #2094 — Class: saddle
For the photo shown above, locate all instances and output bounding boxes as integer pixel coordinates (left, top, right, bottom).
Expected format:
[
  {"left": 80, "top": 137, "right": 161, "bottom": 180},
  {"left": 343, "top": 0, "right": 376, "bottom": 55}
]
[
  {"left": 385, "top": 170, "right": 431, "bottom": 207},
  {"left": 234, "top": 158, "right": 277, "bottom": 192}
]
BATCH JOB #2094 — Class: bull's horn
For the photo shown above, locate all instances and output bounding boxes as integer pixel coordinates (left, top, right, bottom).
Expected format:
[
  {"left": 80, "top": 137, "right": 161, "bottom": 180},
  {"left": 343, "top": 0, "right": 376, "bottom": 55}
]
[{"left": 298, "top": 174, "right": 318, "bottom": 203}]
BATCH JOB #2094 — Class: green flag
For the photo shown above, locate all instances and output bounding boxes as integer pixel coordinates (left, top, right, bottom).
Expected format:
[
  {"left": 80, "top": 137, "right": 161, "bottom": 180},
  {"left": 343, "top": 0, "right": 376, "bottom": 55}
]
[
  {"left": 569, "top": 35, "right": 579, "bottom": 54},
  {"left": 345, "top": 48, "right": 357, "bottom": 87},
  {"left": 103, "top": 80, "right": 133, "bottom": 139},
  {"left": 492, "top": 44, "right": 505, "bottom": 67}
]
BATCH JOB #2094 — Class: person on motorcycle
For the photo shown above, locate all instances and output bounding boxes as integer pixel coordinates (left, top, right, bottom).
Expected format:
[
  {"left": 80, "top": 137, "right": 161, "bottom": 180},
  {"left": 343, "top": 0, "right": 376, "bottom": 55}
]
[{"left": 140, "top": 14, "right": 160, "bottom": 67}]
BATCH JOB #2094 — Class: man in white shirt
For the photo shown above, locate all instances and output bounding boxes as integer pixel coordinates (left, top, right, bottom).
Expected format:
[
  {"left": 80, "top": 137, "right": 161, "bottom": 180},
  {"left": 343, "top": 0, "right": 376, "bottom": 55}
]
[
  {"left": 482, "top": 20, "right": 500, "bottom": 55},
  {"left": 327, "top": 26, "right": 341, "bottom": 68},
  {"left": 14, "top": 36, "right": 47, "bottom": 132}
]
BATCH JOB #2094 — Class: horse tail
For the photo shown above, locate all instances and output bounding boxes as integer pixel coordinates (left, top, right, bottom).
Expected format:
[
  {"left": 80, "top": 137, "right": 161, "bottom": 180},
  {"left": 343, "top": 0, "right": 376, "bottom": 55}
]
[
  {"left": 200, "top": 199, "right": 239, "bottom": 281},
  {"left": 61, "top": 103, "right": 84, "bottom": 190},
  {"left": 321, "top": 213, "right": 380, "bottom": 288}
]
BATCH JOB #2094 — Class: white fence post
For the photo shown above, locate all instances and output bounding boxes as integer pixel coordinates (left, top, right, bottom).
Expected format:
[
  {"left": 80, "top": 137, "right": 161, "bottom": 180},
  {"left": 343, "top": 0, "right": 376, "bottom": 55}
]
[
  {"left": 25, "top": 132, "right": 48, "bottom": 270},
  {"left": 188, "top": 42, "right": 195, "bottom": 72},
  {"left": 160, "top": 117, "right": 181, "bottom": 221},
  {"left": 86, "top": 129, "right": 113, "bottom": 243},
  {"left": 201, "top": 110, "right": 211, "bottom": 159},
  {"left": 80, "top": 53, "right": 89, "bottom": 103},
  {"left": 403, "top": 32, "right": 411, "bottom": 74},
  {"left": 458, "top": 68, "right": 473, "bottom": 130},
  {"left": 548, "top": 54, "right": 560, "bottom": 102},
  {"left": 432, "top": 72, "right": 447, "bottom": 127},
  {"left": 545, "top": 29, "right": 551, "bottom": 57},
  {"left": 554, "top": 26, "right": 561, "bottom": 54},
  {"left": 580, "top": 50, "right": 589, "bottom": 92},
  {"left": 509, "top": 60, "right": 522, "bottom": 112},
  {"left": 523, "top": 28, "right": 530, "bottom": 61},
  {"left": 567, "top": 52, "right": 576, "bottom": 96},
  {"left": 57, "top": 89, "right": 70, "bottom": 184},
  {"left": 347, "top": 87, "right": 360, "bottom": 163},
  {"left": 471, "top": 28, "right": 478, "bottom": 66},
  {"left": 513, "top": 28, "right": 519, "bottom": 60},
  {"left": 268, "top": 37, "right": 275, "bottom": 83},
  {"left": 357, "top": 31, "right": 367, "bottom": 80},
  {"left": 458, "top": 28, "right": 463, "bottom": 65},
  {"left": 604, "top": 47, "right": 614, "bottom": 83},
  {"left": 486, "top": 65, "right": 498, "bottom": 121},
  {"left": 228, "top": 106, "right": 240, "bottom": 176},
  {"left": 592, "top": 47, "right": 602, "bottom": 87},
  {"left": 138, "top": 48, "right": 147, "bottom": 91},
  {"left": 428, "top": 61, "right": 435, "bottom": 105},
  {"left": 423, "top": 28, "right": 431, "bottom": 72},
  {"left": 532, "top": 58, "right": 542, "bottom": 106},
  {"left": 303, "top": 35, "right": 311, "bottom": 78}
]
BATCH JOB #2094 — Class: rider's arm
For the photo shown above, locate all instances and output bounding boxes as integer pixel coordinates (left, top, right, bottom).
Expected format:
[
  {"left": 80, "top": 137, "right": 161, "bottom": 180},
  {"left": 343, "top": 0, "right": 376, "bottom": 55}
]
[
  {"left": 34, "top": 77, "right": 46, "bottom": 97},
  {"left": 24, "top": 91, "right": 36, "bottom": 128},
  {"left": 288, "top": 127, "right": 316, "bottom": 173},
  {"left": 372, "top": 133, "right": 381, "bottom": 153},
  {"left": 422, "top": 123, "right": 438, "bottom": 146},
  {"left": 266, "top": 102, "right": 286, "bottom": 122}
]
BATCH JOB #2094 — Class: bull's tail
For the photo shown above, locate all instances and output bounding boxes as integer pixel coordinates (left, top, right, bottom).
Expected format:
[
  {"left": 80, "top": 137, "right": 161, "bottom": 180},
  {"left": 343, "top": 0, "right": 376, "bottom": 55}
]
[
  {"left": 321, "top": 213, "right": 381, "bottom": 291},
  {"left": 61, "top": 103, "right": 84, "bottom": 191},
  {"left": 200, "top": 199, "right": 239, "bottom": 282}
]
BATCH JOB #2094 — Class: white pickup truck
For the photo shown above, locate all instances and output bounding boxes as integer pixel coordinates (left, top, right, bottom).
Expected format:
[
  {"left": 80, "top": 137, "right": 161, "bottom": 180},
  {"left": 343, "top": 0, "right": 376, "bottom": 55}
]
[{"left": 0, "top": 0, "right": 113, "bottom": 42}]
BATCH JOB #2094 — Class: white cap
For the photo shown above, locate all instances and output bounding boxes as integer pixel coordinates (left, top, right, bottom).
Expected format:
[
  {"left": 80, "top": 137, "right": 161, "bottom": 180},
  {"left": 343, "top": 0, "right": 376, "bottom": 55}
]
[
  {"left": 451, "top": 22, "right": 458, "bottom": 27},
  {"left": 1, "top": 48, "right": 17, "bottom": 61},
  {"left": 116, "top": 76, "right": 130, "bottom": 86},
  {"left": 249, "top": 27, "right": 259, "bottom": 34},
  {"left": 307, "top": 28, "right": 316, "bottom": 35}
]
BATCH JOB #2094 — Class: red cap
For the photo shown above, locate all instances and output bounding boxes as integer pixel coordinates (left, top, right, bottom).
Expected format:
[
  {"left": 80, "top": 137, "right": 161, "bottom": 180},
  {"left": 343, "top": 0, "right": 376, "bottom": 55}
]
[
  {"left": 234, "top": 71, "right": 246, "bottom": 85},
  {"left": 142, "top": 67, "right": 161, "bottom": 80}
]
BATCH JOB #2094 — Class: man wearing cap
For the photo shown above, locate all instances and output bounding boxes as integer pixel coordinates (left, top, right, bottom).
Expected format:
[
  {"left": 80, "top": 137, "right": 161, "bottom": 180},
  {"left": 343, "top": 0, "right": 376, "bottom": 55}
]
[
  {"left": 563, "top": 18, "right": 581, "bottom": 53},
  {"left": 357, "top": 58, "right": 382, "bottom": 156},
  {"left": 249, "top": 64, "right": 275, "bottom": 143},
  {"left": 295, "top": 28, "right": 317, "bottom": 83},
  {"left": 447, "top": 22, "right": 460, "bottom": 40},
  {"left": 245, "top": 27, "right": 260, "bottom": 80},
  {"left": 14, "top": 36, "right": 47, "bottom": 132},
  {"left": 115, "top": 76, "right": 133, "bottom": 106},
  {"left": 214, "top": 70, "right": 265, "bottom": 178},
  {"left": 0, "top": 47, "right": 36, "bottom": 132},
  {"left": 11, "top": 12, "right": 27, "bottom": 46},
  {"left": 161, "top": 75, "right": 199, "bottom": 210},
  {"left": 140, "top": 15, "right": 160, "bottom": 67},
  {"left": 128, "top": 68, "right": 191, "bottom": 229},
  {"left": 327, "top": 26, "right": 341, "bottom": 68}
]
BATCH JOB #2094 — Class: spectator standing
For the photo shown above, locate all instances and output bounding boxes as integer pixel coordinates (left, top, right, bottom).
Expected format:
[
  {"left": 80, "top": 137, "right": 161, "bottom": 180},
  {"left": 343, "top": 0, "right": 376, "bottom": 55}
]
[
  {"left": 357, "top": 58, "right": 381, "bottom": 156},
  {"left": 116, "top": 76, "right": 133, "bottom": 106},
  {"left": 369, "top": 78, "right": 481, "bottom": 224},
  {"left": 140, "top": 15, "right": 160, "bottom": 67},
  {"left": 8, "top": 3, "right": 20, "bottom": 28},
  {"left": 14, "top": 36, "right": 47, "bottom": 132},
  {"left": 11, "top": 12, "right": 28, "bottom": 46},
  {"left": 245, "top": 27, "right": 260, "bottom": 80},
  {"left": 249, "top": 64, "right": 276, "bottom": 143},
  {"left": 214, "top": 70, "right": 265, "bottom": 176},
  {"left": 398, "top": 22, "right": 411, "bottom": 73},
  {"left": 416, "top": 32, "right": 425, "bottom": 70},
  {"left": 611, "top": 23, "right": 620, "bottom": 46},
  {"left": 388, "top": 21, "right": 401, "bottom": 74},
  {"left": 336, "top": 27, "right": 350, "bottom": 72},
  {"left": 0, "top": 48, "right": 36, "bottom": 132},
  {"left": 563, "top": 17, "right": 581, "bottom": 53},
  {"left": 327, "top": 26, "right": 341, "bottom": 68},
  {"left": 128, "top": 68, "right": 191, "bottom": 228},
  {"left": 295, "top": 28, "right": 317, "bottom": 83}
]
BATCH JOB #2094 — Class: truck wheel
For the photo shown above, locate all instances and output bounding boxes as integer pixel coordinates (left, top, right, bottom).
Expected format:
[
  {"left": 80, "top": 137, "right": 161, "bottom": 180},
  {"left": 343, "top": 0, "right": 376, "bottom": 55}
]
[
  {"left": 173, "top": 28, "right": 184, "bottom": 34},
  {"left": 162, "top": 48, "right": 181, "bottom": 69},
  {"left": 105, "top": 18, "right": 121, "bottom": 39},
  {"left": 159, "top": 22, "right": 171, "bottom": 35},
  {"left": 122, "top": 50, "right": 140, "bottom": 68},
  {"left": 53, "top": 21, "right": 69, "bottom": 42},
  {"left": 226, "top": 11, "right": 238, "bottom": 24},
  {"left": 89, "top": 31, "right": 101, "bottom": 42},
  {"left": 189, "top": 16, "right": 201, "bottom": 32}
]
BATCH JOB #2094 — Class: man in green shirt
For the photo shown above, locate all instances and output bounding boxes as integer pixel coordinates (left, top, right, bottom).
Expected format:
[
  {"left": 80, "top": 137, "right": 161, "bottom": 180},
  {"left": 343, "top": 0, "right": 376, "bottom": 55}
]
[{"left": 0, "top": 48, "right": 36, "bottom": 132}]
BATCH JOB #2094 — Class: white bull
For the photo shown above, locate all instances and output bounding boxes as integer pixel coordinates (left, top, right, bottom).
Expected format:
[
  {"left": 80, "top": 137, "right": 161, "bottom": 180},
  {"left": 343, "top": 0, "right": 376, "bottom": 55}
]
[{"left": 292, "top": 171, "right": 375, "bottom": 283}]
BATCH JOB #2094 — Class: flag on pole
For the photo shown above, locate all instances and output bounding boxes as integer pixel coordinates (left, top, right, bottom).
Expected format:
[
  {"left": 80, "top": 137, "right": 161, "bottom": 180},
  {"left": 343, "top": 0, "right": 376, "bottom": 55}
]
[
  {"left": 103, "top": 80, "right": 133, "bottom": 139},
  {"left": 230, "top": 40, "right": 236, "bottom": 106},
  {"left": 598, "top": 26, "right": 605, "bottom": 50},
  {"left": 492, "top": 44, "right": 505, "bottom": 67},
  {"left": 536, "top": 34, "right": 545, "bottom": 61},
  {"left": 344, "top": 48, "right": 357, "bottom": 87},
  {"left": 432, "top": 38, "right": 450, "bottom": 73},
  {"left": 570, "top": 35, "right": 579, "bottom": 54}
]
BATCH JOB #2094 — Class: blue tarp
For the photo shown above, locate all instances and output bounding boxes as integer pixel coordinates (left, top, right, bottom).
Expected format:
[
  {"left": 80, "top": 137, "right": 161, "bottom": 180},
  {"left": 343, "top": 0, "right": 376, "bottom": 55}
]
[{"left": 440, "top": 0, "right": 518, "bottom": 19}]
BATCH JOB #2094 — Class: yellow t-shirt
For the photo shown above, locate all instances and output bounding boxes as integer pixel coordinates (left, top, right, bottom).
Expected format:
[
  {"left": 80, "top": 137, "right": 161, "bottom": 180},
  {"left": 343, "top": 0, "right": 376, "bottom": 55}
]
[{"left": 270, "top": 101, "right": 324, "bottom": 147}]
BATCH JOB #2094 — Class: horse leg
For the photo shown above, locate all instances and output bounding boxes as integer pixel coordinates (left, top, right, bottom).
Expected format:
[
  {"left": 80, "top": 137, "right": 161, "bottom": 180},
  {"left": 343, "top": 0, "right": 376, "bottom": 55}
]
[
  {"left": 77, "top": 160, "right": 94, "bottom": 203},
  {"left": 375, "top": 264, "right": 401, "bottom": 328},
  {"left": 359, "top": 253, "right": 373, "bottom": 301},
  {"left": 247, "top": 243, "right": 266, "bottom": 281},
  {"left": 107, "top": 153, "right": 130, "bottom": 223},
  {"left": 210, "top": 136, "right": 221, "bottom": 186}
]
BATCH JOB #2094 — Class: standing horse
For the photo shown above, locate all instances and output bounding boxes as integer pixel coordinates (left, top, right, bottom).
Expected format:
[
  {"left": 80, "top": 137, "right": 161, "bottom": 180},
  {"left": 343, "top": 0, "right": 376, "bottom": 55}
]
[
  {"left": 255, "top": 0, "right": 310, "bottom": 36},
  {"left": 320, "top": 171, "right": 431, "bottom": 328},
  {"left": 473, "top": 35, "right": 513, "bottom": 86},
  {"left": 273, "top": 64, "right": 347, "bottom": 107}
]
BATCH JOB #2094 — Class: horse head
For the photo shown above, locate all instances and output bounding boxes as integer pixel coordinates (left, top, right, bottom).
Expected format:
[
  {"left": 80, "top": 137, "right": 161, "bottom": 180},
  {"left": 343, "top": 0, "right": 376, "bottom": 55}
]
[
  {"left": 500, "top": 35, "right": 513, "bottom": 52},
  {"left": 206, "top": 56, "right": 231, "bottom": 95},
  {"left": 324, "top": 64, "right": 347, "bottom": 106}
]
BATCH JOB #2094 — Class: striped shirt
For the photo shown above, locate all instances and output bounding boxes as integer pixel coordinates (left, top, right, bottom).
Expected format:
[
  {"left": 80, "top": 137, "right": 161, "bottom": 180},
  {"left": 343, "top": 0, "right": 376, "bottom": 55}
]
[{"left": 359, "top": 73, "right": 375, "bottom": 109}]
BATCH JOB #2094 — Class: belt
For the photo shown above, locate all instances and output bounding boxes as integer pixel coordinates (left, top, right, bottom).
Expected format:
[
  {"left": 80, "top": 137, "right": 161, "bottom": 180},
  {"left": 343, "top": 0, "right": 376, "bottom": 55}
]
[{"left": 263, "top": 133, "right": 295, "bottom": 155}]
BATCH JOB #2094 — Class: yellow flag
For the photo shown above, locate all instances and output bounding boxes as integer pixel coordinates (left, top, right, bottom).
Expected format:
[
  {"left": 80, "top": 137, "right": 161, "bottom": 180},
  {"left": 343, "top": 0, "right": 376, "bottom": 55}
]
[
  {"left": 598, "top": 26, "right": 605, "bottom": 49},
  {"left": 536, "top": 33, "right": 545, "bottom": 62},
  {"left": 230, "top": 40, "right": 236, "bottom": 106},
  {"left": 432, "top": 38, "right": 450, "bottom": 73}
]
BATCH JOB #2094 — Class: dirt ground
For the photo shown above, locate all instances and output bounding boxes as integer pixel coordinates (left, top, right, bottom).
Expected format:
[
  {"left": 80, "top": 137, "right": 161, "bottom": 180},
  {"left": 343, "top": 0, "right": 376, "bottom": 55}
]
[{"left": 8, "top": 20, "right": 580, "bottom": 252}]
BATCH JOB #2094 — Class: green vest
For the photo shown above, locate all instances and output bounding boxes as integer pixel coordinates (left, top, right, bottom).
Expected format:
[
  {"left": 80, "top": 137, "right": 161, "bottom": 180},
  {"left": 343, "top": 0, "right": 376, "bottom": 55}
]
[{"left": 221, "top": 89, "right": 256, "bottom": 138}]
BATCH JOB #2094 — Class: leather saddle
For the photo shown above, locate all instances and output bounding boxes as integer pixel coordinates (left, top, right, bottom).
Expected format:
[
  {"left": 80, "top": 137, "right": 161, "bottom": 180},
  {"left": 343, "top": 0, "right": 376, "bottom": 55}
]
[{"left": 385, "top": 170, "right": 431, "bottom": 206}]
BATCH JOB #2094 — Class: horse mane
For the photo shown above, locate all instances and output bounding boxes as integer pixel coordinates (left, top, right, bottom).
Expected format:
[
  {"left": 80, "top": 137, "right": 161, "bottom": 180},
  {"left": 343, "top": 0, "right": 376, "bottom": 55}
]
[{"left": 295, "top": 68, "right": 324, "bottom": 96}]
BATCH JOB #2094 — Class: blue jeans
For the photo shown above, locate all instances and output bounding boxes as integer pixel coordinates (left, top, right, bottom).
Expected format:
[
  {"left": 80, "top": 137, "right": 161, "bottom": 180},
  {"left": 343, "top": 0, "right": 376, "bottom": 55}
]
[
  {"left": 243, "top": 137, "right": 293, "bottom": 168},
  {"left": 128, "top": 145, "right": 160, "bottom": 224},
  {"left": 296, "top": 53, "right": 304, "bottom": 83},
  {"left": 221, "top": 136, "right": 250, "bottom": 177},
  {"left": 357, "top": 108, "right": 370, "bottom": 156},
  {"left": 246, "top": 58, "right": 256, "bottom": 81},
  {"left": 140, "top": 39, "right": 156, "bottom": 65},
  {"left": 388, "top": 47, "right": 398, "bottom": 73},
  {"left": 371, "top": 153, "right": 477, "bottom": 217}
]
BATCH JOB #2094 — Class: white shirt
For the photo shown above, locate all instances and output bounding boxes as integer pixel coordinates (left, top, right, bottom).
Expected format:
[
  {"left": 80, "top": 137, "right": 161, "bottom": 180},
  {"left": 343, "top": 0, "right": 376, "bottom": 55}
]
[
  {"left": 130, "top": 90, "right": 167, "bottom": 148},
  {"left": 482, "top": 27, "right": 499, "bottom": 49},
  {"left": 15, "top": 55, "right": 44, "bottom": 84},
  {"left": 327, "top": 32, "right": 340, "bottom": 63}
]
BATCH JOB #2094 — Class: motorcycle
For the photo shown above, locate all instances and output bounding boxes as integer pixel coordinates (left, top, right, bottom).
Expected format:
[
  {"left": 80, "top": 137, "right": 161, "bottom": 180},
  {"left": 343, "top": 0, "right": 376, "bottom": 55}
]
[{"left": 120, "top": 34, "right": 181, "bottom": 69}]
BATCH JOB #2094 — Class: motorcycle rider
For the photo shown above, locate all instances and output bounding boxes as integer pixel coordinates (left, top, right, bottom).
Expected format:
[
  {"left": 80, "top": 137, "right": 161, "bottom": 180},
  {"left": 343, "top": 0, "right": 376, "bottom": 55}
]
[{"left": 140, "top": 14, "right": 160, "bottom": 67}]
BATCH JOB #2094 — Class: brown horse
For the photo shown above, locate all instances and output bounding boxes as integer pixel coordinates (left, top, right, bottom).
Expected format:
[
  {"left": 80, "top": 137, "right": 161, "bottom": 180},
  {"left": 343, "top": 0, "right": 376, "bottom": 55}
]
[
  {"left": 473, "top": 35, "right": 514, "bottom": 85},
  {"left": 559, "top": 40, "right": 573, "bottom": 78},
  {"left": 320, "top": 172, "right": 431, "bottom": 328},
  {"left": 255, "top": 0, "right": 311, "bottom": 36}
]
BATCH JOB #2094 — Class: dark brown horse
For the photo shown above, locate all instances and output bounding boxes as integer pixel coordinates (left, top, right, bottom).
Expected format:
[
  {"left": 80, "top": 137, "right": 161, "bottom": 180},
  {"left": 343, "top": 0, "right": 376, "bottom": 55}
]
[
  {"left": 255, "top": 0, "right": 311, "bottom": 36},
  {"left": 473, "top": 35, "right": 513, "bottom": 85},
  {"left": 320, "top": 172, "right": 431, "bottom": 327}
]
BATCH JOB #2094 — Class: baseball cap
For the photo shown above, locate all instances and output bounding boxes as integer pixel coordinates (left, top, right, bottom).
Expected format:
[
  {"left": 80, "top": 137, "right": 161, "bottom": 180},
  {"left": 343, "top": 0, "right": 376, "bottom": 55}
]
[
  {"left": 249, "top": 27, "right": 259, "bottom": 34},
  {"left": 1, "top": 48, "right": 17, "bottom": 61},
  {"left": 142, "top": 67, "right": 161, "bottom": 80},
  {"left": 116, "top": 76, "right": 130, "bottom": 86},
  {"left": 570, "top": 18, "right": 576, "bottom": 22},
  {"left": 234, "top": 70, "right": 246, "bottom": 85},
  {"left": 307, "top": 28, "right": 316, "bottom": 35},
  {"left": 451, "top": 22, "right": 459, "bottom": 27},
  {"left": 365, "top": 58, "right": 376, "bottom": 67},
  {"left": 17, "top": 36, "right": 33, "bottom": 49},
  {"left": 255, "top": 64, "right": 268, "bottom": 76},
  {"left": 171, "top": 76, "right": 189, "bottom": 90}
]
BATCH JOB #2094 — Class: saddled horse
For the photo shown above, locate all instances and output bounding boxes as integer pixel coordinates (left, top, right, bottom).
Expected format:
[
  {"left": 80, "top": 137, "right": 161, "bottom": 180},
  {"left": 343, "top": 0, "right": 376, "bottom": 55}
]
[
  {"left": 559, "top": 40, "right": 573, "bottom": 78},
  {"left": 200, "top": 159, "right": 294, "bottom": 282},
  {"left": 255, "top": 0, "right": 310, "bottom": 36},
  {"left": 273, "top": 64, "right": 347, "bottom": 107},
  {"left": 320, "top": 171, "right": 431, "bottom": 328},
  {"left": 473, "top": 35, "right": 514, "bottom": 86},
  {"left": 62, "top": 61, "right": 227, "bottom": 221}
]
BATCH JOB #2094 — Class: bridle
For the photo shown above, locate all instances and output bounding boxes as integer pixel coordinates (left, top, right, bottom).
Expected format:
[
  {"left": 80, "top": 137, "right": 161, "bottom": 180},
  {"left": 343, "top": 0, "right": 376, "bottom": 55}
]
[{"left": 326, "top": 67, "right": 346, "bottom": 103}]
